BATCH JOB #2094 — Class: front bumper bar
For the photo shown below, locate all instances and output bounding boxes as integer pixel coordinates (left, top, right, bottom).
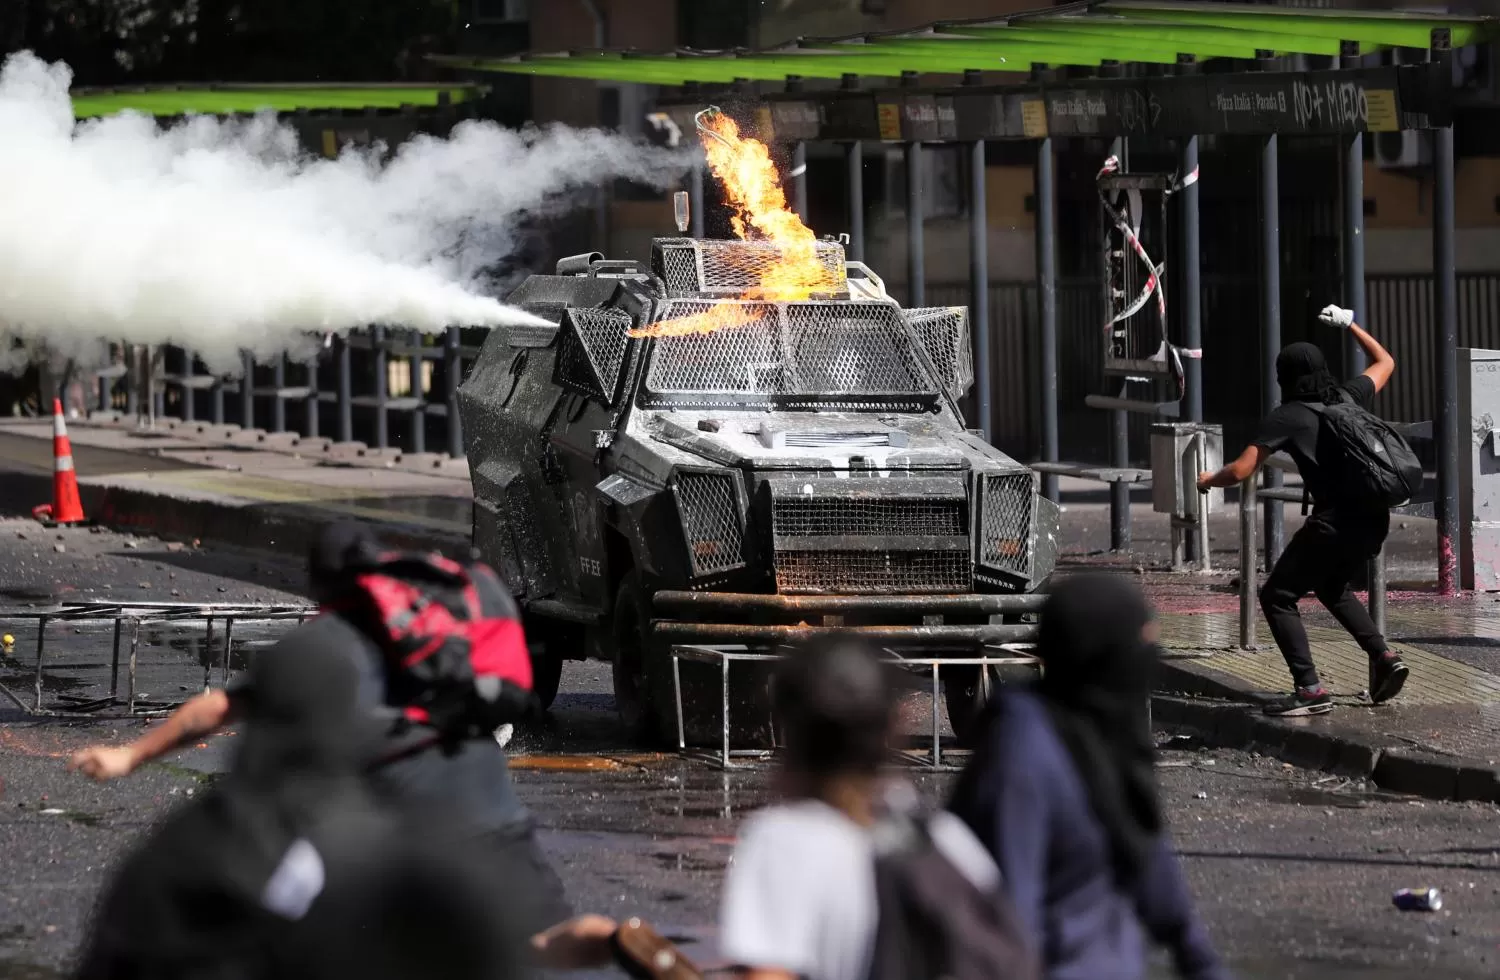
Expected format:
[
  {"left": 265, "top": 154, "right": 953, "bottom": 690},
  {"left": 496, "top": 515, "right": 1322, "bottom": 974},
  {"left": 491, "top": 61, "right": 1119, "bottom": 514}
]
[{"left": 651, "top": 590, "right": 1044, "bottom": 650}]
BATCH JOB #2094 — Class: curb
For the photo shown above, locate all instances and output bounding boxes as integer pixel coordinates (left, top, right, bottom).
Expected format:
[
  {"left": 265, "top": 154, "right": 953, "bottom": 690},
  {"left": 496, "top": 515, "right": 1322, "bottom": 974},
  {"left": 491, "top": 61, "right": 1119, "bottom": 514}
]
[
  {"left": 0, "top": 465, "right": 471, "bottom": 562},
  {"left": 1152, "top": 683, "right": 1500, "bottom": 804}
]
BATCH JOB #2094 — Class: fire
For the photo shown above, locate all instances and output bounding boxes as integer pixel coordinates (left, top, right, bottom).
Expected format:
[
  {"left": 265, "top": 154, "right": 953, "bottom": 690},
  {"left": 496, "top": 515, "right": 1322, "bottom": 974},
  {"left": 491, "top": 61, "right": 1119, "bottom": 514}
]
[{"left": 629, "top": 109, "right": 839, "bottom": 339}]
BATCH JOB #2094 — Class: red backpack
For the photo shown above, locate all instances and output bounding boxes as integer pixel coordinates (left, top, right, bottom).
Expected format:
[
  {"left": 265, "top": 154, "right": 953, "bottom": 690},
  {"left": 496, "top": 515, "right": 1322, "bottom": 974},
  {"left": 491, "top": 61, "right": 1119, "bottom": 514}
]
[{"left": 325, "top": 551, "right": 536, "bottom": 742}]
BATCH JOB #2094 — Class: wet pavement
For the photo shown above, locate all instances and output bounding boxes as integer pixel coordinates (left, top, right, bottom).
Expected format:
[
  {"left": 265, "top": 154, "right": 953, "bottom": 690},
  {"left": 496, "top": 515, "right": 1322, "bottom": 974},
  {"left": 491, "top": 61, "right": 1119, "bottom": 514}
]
[{"left": 0, "top": 521, "right": 1499, "bottom": 978}]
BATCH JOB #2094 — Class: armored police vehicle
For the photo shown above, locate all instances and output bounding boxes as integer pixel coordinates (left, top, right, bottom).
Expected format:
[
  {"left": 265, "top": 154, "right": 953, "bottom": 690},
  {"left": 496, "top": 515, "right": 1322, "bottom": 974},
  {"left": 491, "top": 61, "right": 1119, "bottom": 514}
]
[{"left": 457, "top": 237, "right": 1058, "bottom": 744}]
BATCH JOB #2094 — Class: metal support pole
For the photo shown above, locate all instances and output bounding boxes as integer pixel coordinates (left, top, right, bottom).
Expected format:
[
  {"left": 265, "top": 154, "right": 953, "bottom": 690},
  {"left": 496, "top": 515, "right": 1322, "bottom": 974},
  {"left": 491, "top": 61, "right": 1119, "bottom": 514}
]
[
  {"left": 1343, "top": 132, "right": 1367, "bottom": 374},
  {"left": 211, "top": 374, "right": 224, "bottom": 425},
  {"left": 906, "top": 141, "right": 925, "bottom": 307},
  {"left": 1108, "top": 137, "right": 1130, "bottom": 551},
  {"left": 125, "top": 345, "right": 139, "bottom": 419},
  {"left": 222, "top": 617, "right": 235, "bottom": 687},
  {"left": 1369, "top": 547, "right": 1388, "bottom": 636},
  {"left": 445, "top": 326, "right": 464, "bottom": 458},
  {"left": 689, "top": 163, "right": 705, "bottom": 238},
  {"left": 1434, "top": 121, "right": 1459, "bottom": 595},
  {"left": 337, "top": 335, "right": 353, "bottom": 444},
  {"left": 1036, "top": 136, "right": 1059, "bottom": 502},
  {"left": 109, "top": 616, "right": 122, "bottom": 699},
  {"left": 240, "top": 351, "right": 254, "bottom": 430},
  {"left": 1261, "top": 131, "right": 1285, "bottom": 567},
  {"left": 1179, "top": 135, "right": 1203, "bottom": 424},
  {"left": 305, "top": 354, "right": 320, "bottom": 439},
  {"left": 792, "top": 141, "right": 808, "bottom": 224},
  {"left": 845, "top": 142, "right": 864, "bottom": 261},
  {"left": 33, "top": 618, "right": 45, "bottom": 712},
  {"left": 970, "top": 137, "right": 992, "bottom": 442},
  {"left": 1240, "top": 475, "right": 1258, "bottom": 650},
  {"left": 181, "top": 352, "right": 196, "bottom": 423},
  {"left": 127, "top": 619, "right": 140, "bottom": 715},
  {"left": 373, "top": 326, "right": 389, "bottom": 451},
  {"left": 271, "top": 356, "right": 286, "bottom": 433},
  {"left": 409, "top": 343, "right": 426, "bottom": 455}
]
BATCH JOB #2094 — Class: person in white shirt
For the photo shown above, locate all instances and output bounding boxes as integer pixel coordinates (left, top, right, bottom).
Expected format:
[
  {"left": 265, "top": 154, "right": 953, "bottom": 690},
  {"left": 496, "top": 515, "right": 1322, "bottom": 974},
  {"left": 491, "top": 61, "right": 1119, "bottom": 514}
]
[{"left": 718, "top": 634, "right": 996, "bottom": 980}]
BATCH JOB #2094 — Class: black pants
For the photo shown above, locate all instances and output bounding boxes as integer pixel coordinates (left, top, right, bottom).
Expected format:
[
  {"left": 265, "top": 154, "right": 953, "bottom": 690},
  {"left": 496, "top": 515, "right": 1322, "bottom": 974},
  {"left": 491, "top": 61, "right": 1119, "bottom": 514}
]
[{"left": 1259, "top": 511, "right": 1390, "bottom": 690}]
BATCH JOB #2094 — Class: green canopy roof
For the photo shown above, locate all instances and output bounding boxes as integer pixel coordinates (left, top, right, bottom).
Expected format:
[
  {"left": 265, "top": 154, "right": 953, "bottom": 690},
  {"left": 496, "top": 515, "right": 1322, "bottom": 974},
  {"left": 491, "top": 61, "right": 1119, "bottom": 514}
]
[
  {"left": 71, "top": 84, "right": 483, "bottom": 119},
  {"left": 435, "top": 0, "right": 1497, "bottom": 86}
]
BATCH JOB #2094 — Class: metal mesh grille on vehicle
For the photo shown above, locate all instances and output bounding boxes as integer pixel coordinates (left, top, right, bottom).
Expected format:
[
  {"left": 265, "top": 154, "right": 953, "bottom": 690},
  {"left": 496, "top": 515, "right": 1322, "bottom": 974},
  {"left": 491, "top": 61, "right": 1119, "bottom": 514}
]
[
  {"left": 783, "top": 303, "right": 922, "bottom": 394},
  {"left": 653, "top": 237, "right": 846, "bottom": 297},
  {"left": 775, "top": 551, "right": 971, "bottom": 595},
  {"left": 570, "top": 307, "right": 633, "bottom": 399},
  {"left": 645, "top": 300, "right": 931, "bottom": 398},
  {"left": 905, "top": 307, "right": 974, "bottom": 397},
  {"left": 656, "top": 244, "right": 701, "bottom": 298},
  {"left": 674, "top": 471, "right": 745, "bottom": 577},
  {"left": 772, "top": 497, "right": 965, "bottom": 538},
  {"left": 554, "top": 328, "right": 598, "bottom": 398},
  {"left": 645, "top": 302, "right": 783, "bottom": 393},
  {"left": 697, "top": 239, "right": 846, "bottom": 295},
  {"left": 979, "top": 473, "right": 1036, "bottom": 578}
]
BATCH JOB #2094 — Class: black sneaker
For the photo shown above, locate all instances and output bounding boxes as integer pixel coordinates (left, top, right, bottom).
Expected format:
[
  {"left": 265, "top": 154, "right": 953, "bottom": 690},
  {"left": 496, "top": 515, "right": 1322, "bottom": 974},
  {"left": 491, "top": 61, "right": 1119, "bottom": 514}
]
[
  {"left": 1369, "top": 652, "right": 1410, "bottom": 705},
  {"left": 1263, "top": 687, "right": 1334, "bottom": 717}
]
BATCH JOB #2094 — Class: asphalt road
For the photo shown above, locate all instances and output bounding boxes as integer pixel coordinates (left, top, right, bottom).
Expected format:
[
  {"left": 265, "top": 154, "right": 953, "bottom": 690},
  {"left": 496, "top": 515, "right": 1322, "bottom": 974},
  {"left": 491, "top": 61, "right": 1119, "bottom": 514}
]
[{"left": 1, "top": 519, "right": 1498, "bottom": 979}]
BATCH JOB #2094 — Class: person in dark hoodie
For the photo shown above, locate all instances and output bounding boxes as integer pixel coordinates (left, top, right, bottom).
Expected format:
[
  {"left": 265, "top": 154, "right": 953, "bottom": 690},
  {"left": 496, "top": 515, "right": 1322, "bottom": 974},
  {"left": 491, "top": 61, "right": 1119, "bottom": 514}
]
[
  {"left": 74, "top": 624, "right": 532, "bottom": 980},
  {"left": 948, "top": 573, "right": 1227, "bottom": 980},
  {"left": 1197, "top": 305, "right": 1404, "bottom": 716}
]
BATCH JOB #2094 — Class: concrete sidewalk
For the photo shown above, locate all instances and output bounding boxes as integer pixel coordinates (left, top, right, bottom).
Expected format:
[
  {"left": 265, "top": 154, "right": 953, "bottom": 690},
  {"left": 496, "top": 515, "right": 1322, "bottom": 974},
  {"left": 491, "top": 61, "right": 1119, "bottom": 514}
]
[{"left": 0, "top": 415, "right": 473, "bottom": 556}]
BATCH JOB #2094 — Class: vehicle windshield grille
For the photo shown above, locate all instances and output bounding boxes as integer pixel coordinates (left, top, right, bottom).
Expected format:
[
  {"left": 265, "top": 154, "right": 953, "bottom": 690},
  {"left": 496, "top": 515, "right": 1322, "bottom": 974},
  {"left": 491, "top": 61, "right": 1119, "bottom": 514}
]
[{"left": 644, "top": 300, "right": 933, "bottom": 398}]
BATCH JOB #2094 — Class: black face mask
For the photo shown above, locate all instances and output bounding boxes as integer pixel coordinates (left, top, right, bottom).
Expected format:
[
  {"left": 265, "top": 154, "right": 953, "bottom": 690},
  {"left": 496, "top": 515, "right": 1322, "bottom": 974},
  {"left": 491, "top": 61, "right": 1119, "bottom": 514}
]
[{"left": 1276, "top": 341, "right": 1338, "bottom": 403}]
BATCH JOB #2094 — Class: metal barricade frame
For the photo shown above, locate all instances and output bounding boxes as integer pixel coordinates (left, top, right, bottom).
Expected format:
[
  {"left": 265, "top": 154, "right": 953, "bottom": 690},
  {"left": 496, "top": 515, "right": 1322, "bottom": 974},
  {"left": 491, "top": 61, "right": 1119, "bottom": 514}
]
[{"left": 668, "top": 642, "right": 1040, "bottom": 771}]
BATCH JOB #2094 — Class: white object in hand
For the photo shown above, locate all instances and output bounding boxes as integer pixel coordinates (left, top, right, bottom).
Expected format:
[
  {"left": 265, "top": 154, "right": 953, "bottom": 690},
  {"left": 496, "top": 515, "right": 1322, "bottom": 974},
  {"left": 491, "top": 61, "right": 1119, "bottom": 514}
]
[{"left": 1319, "top": 304, "right": 1355, "bottom": 329}]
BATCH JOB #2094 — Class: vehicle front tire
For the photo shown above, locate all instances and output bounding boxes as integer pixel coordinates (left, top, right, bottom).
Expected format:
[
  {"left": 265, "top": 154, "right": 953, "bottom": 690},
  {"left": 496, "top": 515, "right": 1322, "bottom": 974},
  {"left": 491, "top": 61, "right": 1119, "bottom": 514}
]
[
  {"left": 609, "top": 571, "right": 660, "bottom": 743},
  {"left": 944, "top": 664, "right": 997, "bottom": 749}
]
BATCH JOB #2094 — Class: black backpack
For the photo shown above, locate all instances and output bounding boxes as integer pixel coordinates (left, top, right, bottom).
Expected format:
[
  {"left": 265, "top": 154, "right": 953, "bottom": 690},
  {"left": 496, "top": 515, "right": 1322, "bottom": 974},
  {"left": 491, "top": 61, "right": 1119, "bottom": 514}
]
[
  {"left": 866, "top": 811, "right": 1039, "bottom": 980},
  {"left": 1307, "top": 397, "right": 1423, "bottom": 509}
]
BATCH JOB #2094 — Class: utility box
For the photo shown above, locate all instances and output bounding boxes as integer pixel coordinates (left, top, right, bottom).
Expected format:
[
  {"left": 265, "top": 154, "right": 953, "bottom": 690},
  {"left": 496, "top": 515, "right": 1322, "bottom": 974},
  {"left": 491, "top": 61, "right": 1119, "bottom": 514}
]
[
  {"left": 1150, "top": 423, "right": 1224, "bottom": 518},
  {"left": 1459, "top": 348, "right": 1500, "bottom": 590}
]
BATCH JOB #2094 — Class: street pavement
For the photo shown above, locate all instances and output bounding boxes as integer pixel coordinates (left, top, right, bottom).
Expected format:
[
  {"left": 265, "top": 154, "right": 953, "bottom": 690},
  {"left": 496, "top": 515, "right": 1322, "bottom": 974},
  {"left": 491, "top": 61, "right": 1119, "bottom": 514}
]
[{"left": 3, "top": 521, "right": 1500, "bottom": 978}]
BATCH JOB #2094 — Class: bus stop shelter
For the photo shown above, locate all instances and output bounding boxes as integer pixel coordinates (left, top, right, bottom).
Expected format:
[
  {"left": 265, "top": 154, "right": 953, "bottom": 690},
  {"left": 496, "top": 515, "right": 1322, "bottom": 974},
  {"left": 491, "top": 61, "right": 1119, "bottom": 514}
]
[{"left": 443, "top": 0, "right": 1498, "bottom": 594}]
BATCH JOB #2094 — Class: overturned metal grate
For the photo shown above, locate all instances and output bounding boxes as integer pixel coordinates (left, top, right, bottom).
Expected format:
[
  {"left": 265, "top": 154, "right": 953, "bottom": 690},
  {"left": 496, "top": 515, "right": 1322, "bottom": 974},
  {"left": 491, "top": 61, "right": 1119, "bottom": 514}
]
[
  {"left": 0, "top": 601, "right": 311, "bottom": 719},
  {"left": 775, "top": 550, "right": 971, "bottom": 595},
  {"left": 674, "top": 470, "right": 746, "bottom": 576},
  {"left": 979, "top": 473, "right": 1036, "bottom": 579}
]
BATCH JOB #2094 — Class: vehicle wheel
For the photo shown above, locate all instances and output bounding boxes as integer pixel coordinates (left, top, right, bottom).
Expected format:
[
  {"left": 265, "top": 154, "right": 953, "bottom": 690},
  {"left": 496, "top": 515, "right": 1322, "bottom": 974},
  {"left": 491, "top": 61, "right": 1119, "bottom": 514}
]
[
  {"left": 944, "top": 664, "right": 998, "bottom": 749},
  {"left": 521, "top": 614, "right": 577, "bottom": 712},
  {"left": 610, "top": 571, "right": 659, "bottom": 742}
]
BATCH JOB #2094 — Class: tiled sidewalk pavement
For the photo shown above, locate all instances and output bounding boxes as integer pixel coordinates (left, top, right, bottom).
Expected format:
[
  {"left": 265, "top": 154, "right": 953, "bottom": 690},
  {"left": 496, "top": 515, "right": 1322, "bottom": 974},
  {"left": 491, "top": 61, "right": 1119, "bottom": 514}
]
[{"left": 1152, "top": 590, "right": 1500, "bottom": 786}]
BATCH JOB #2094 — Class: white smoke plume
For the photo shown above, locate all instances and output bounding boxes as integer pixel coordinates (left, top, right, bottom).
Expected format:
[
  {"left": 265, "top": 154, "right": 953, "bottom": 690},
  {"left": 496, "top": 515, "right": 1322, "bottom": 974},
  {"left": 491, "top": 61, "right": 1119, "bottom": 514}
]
[{"left": 0, "top": 52, "right": 691, "bottom": 371}]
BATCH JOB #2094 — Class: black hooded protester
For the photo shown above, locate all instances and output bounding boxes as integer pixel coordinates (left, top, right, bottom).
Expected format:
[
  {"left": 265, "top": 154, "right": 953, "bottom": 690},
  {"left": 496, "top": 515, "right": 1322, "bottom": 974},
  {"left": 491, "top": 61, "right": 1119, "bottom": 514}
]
[
  {"left": 73, "top": 629, "right": 532, "bottom": 980},
  {"left": 1197, "top": 305, "right": 1407, "bottom": 716},
  {"left": 948, "top": 573, "right": 1227, "bottom": 980}
]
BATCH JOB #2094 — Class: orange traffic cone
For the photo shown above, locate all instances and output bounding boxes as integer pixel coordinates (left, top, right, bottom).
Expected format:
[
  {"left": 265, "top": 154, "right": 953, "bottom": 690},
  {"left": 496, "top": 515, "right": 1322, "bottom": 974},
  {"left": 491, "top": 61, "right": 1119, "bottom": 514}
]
[{"left": 33, "top": 399, "right": 86, "bottom": 526}]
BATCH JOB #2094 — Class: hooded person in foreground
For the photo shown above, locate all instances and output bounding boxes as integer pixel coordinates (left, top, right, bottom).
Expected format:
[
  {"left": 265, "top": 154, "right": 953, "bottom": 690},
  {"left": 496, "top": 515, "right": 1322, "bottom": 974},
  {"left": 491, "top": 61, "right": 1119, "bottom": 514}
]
[
  {"left": 73, "top": 627, "right": 532, "bottom": 980},
  {"left": 948, "top": 573, "right": 1228, "bottom": 980},
  {"left": 1196, "top": 306, "right": 1405, "bottom": 716}
]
